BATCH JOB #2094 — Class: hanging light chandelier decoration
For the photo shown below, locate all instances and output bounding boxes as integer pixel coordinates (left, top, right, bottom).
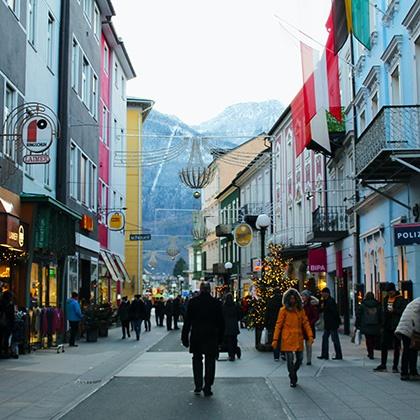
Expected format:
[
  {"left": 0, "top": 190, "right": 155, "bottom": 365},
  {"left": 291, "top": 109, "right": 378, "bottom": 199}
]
[
  {"left": 179, "top": 137, "right": 215, "bottom": 199},
  {"left": 166, "top": 237, "right": 180, "bottom": 260},
  {"left": 148, "top": 252, "right": 158, "bottom": 269},
  {"left": 192, "top": 211, "right": 208, "bottom": 242}
]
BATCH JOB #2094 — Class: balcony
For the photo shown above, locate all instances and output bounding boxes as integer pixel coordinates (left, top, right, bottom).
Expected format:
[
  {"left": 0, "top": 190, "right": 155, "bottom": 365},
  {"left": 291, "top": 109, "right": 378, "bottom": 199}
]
[
  {"left": 215, "top": 224, "right": 232, "bottom": 238},
  {"left": 239, "top": 203, "right": 272, "bottom": 228},
  {"left": 355, "top": 106, "right": 420, "bottom": 183},
  {"left": 307, "top": 206, "right": 348, "bottom": 243},
  {"left": 273, "top": 227, "right": 309, "bottom": 258}
]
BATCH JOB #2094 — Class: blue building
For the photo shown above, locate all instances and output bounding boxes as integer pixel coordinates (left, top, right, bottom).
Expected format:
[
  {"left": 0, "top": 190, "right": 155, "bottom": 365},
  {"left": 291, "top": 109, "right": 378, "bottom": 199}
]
[{"left": 353, "top": 0, "right": 420, "bottom": 299}]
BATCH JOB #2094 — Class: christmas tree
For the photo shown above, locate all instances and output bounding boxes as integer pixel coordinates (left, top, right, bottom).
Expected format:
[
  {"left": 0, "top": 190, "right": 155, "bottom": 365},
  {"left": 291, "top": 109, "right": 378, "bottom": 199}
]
[{"left": 248, "top": 243, "right": 298, "bottom": 329}]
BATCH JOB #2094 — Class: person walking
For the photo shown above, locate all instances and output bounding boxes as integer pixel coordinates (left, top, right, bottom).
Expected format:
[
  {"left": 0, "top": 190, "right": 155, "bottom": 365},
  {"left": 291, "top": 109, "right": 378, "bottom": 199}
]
[
  {"left": 301, "top": 290, "right": 319, "bottom": 365},
  {"left": 272, "top": 288, "right": 313, "bottom": 388},
  {"left": 173, "top": 295, "right": 181, "bottom": 330},
  {"left": 154, "top": 297, "right": 164, "bottom": 327},
  {"left": 265, "top": 289, "right": 283, "bottom": 361},
  {"left": 395, "top": 297, "right": 420, "bottom": 380},
  {"left": 0, "top": 291, "right": 15, "bottom": 358},
  {"left": 66, "top": 292, "right": 83, "bottom": 347},
  {"left": 118, "top": 296, "right": 131, "bottom": 339},
  {"left": 165, "top": 298, "right": 174, "bottom": 331},
  {"left": 144, "top": 297, "right": 152, "bottom": 332},
  {"left": 374, "top": 282, "right": 407, "bottom": 373},
  {"left": 222, "top": 294, "right": 241, "bottom": 361},
  {"left": 317, "top": 287, "right": 343, "bottom": 360},
  {"left": 182, "top": 282, "right": 224, "bottom": 397},
  {"left": 129, "top": 295, "right": 146, "bottom": 341},
  {"left": 355, "top": 292, "right": 382, "bottom": 359}
]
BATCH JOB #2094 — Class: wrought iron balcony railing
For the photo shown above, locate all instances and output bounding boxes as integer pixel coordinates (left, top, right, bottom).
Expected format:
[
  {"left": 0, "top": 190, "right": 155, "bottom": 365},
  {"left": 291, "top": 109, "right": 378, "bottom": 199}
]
[
  {"left": 355, "top": 106, "right": 420, "bottom": 177},
  {"left": 308, "top": 206, "right": 348, "bottom": 243}
]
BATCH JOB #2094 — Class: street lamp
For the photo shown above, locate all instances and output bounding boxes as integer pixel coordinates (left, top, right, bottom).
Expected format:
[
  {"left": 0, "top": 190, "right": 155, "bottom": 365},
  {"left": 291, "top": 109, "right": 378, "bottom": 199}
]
[
  {"left": 255, "top": 213, "right": 270, "bottom": 349},
  {"left": 224, "top": 261, "right": 233, "bottom": 293}
]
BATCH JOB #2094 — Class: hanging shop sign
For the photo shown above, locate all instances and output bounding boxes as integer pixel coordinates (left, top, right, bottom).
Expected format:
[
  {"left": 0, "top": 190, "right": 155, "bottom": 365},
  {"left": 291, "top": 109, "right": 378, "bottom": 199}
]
[
  {"left": 0, "top": 214, "right": 26, "bottom": 251},
  {"left": 108, "top": 212, "right": 125, "bottom": 231},
  {"left": 233, "top": 223, "right": 253, "bottom": 248},
  {"left": 308, "top": 247, "right": 327, "bottom": 273},
  {"left": 21, "top": 117, "right": 54, "bottom": 153},
  {"left": 23, "top": 154, "right": 51, "bottom": 164},
  {"left": 80, "top": 214, "right": 94, "bottom": 232},
  {"left": 130, "top": 233, "right": 151, "bottom": 241},
  {"left": 394, "top": 223, "right": 420, "bottom": 246}
]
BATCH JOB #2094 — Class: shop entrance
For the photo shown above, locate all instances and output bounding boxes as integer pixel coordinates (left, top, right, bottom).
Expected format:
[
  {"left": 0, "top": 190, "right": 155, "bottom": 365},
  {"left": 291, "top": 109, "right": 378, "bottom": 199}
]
[{"left": 80, "top": 259, "right": 91, "bottom": 304}]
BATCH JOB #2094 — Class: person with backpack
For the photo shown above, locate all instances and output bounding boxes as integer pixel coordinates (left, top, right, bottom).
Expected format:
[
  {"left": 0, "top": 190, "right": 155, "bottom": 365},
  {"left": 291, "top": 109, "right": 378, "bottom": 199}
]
[{"left": 355, "top": 292, "right": 382, "bottom": 359}]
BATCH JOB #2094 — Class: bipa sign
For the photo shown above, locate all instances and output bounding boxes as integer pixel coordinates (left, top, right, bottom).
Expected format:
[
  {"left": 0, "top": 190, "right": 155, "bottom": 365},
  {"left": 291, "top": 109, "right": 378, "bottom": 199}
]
[
  {"left": 394, "top": 223, "right": 420, "bottom": 246},
  {"left": 21, "top": 117, "right": 53, "bottom": 153}
]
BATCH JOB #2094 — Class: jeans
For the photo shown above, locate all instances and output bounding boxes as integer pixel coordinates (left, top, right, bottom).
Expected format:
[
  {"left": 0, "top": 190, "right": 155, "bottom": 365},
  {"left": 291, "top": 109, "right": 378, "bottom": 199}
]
[
  {"left": 268, "top": 328, "right": 280, "bottom": 360},
  {"left": 132, "top": 319, "right": 142, "bottom": 340},
  {"left": 69, "top": 321, "right": 79, "bottom": 346},
  {"left": 400, "top": 334, "right": 418, "bottom": 376},
  {"left": 121, "top": 320, "right": 130, "bottom": 338},
  {"left": 305, "top": 340, "right": 312, "bottom": 364},
  {"left": 380, "top": 329, "right": 400, "bottom": 368},
  {"left": 321, "top": 329, "right": 342, "bottom": 359},
  {"left": 192, "top": 353, "right": 216, "bottom": 390},
  {"left": 285, "top": 351, "right": 303, "bottom": 380},
  {"left": 144, "top": 319, "right": 151, "bottom": 332}
]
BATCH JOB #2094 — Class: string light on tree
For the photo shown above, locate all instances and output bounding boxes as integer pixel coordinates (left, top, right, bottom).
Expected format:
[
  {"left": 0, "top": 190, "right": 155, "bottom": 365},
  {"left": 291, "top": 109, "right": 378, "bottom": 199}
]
[{"left": 248, "top": 243, "right": 297, "bottom": 329}]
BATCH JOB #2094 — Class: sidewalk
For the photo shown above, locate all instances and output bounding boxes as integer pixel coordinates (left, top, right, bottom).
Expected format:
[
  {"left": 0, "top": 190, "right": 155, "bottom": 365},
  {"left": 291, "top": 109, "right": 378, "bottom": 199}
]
[{"left": 0, "top": 325, "right": 169, "bottom": 420}]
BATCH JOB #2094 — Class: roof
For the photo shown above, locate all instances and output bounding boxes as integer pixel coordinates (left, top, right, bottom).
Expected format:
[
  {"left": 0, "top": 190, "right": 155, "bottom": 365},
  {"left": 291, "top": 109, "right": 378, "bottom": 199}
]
[
  {"left": 127, "top": 97, "right": 155, "bottom": 120},
  {"left": 268, "top": 104, "right": 292, "bottom": 136},
  {"left": 102, "top": 20, "right": 136, "bottom": 79}
]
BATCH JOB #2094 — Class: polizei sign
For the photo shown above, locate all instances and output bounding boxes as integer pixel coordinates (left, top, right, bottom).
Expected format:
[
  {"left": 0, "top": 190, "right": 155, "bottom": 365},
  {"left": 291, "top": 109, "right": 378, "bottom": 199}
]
[{"left": 394, "top": 223, "right": 420, "bottom": 246}]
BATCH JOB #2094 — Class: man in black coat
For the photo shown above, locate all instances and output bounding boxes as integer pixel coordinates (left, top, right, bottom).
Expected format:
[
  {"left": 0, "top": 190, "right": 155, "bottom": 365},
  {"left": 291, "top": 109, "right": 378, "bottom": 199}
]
[
  {"left": 117, "top": 296, "right": 131, "bottom": 339},
  {"left": 318, "top": 287, "right": 343, "bottom": 360},
  {"left": 182, "top": 282, "right": 224, "bottom": 397},
  {"left": 265, "top": 289, "right": 283, "bottom": 360},
  {"left": 129, "top": 295, "right": 146, "bottom": 341},
  {"left": 165, "top": 298, "right": 174, "bottom": 331}
]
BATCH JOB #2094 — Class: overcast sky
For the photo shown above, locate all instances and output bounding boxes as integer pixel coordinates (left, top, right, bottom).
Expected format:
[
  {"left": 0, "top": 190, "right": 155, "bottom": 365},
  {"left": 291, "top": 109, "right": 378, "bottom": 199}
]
[{"left": 113, "top": 0, "right": 331, "bottom": 125}]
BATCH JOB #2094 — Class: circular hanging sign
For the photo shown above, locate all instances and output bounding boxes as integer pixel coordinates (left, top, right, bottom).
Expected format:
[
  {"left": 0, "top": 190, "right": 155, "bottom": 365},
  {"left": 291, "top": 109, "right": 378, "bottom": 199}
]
[
  {"left": 21, "top": 116, "right": 54, "bottom": 153},
  {"left": 108, "top": 212, "right": 125, "bottom": 231},
  {"left": 234, "top": 223, "right": 253, "bottom": 248}
]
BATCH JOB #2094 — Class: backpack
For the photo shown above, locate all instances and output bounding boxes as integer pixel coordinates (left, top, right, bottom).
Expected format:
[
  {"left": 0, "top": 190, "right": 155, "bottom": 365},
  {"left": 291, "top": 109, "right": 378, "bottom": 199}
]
[{"left": 364, "top": 305, "right": 378, "bottom": 325}]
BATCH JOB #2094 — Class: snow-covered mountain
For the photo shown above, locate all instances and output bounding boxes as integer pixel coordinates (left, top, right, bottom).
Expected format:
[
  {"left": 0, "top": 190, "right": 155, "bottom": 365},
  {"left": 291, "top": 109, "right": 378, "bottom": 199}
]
[
  {"left": 193, "top": 100, "right": 283, "bottom": 144},
  {"left": 141, "top": 100, "right": 283, "bottom": 274}
]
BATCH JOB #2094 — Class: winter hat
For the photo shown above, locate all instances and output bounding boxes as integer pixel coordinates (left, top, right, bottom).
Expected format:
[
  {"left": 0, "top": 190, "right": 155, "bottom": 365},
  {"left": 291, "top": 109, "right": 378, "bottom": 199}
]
[
  {"left": 385, "top": 282, "right": 396, "bottom": 292},
  {"left": 301, "top": 290, "right": 312, "bottom": 298},
  {"left": 321, "top": 287, "right": 331, "bottom": 294}
]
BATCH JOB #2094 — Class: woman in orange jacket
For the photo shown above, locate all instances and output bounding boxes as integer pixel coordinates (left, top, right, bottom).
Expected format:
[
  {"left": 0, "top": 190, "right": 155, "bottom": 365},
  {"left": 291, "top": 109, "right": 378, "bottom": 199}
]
[{"left": 272, "top": 288, "right": 314, "bottom": 387}]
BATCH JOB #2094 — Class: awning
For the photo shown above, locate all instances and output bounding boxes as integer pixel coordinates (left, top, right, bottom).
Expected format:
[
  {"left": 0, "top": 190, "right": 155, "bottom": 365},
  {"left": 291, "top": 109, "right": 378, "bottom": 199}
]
[
  {"left": 100, "top": 250, "right": 119, "bottom": 282},
  {"left": 113, "top": 254, "right": 131, "bottom": 283}
]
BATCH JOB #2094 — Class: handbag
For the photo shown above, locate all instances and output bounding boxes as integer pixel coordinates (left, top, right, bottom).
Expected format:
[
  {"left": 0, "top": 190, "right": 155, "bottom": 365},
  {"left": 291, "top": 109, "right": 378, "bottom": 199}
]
[{"left": 355, "top": 329, "right": 361, "bottom": 346}]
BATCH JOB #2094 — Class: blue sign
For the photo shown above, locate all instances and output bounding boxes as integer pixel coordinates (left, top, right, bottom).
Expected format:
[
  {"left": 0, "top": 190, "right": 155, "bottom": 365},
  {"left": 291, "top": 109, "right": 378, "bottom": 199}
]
[{"left": 394, "top": 223, "right": 420, "bottom": 246}]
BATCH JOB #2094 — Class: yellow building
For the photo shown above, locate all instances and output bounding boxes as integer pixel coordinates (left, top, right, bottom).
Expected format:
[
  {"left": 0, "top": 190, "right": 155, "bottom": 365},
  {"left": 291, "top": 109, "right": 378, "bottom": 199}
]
[{"left": 125, "top": 98, "right": 154, "bottom": 297}]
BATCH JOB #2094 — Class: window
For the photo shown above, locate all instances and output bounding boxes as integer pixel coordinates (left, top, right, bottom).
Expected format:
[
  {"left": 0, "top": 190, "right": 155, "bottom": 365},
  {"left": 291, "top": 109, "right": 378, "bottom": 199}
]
[
  {"left": 71, "top": 38, "right": 79, "bottom": 92},
  {"left": 28, "top": 0, "right": 36, "bottom": 45},
  {"left": 3, "top": 85, "right": 17, "bottom": 159},
  {"left": 102, "top": 106, "right": 109, "bottom": 145},
  {"left": 103, "top": 43, "right": 109, "bottom": 73},
  {"left": 360, "top": 110, "right": 366, "bottom": 132},
  {"left": 70, "top": 141, "right": 97, "bottom": 210},
  {"left": 91, "top": 74, "right": 98, "bottom": 118},
  {"left": 114, "top": 63, "right": 118, "bottom": 88},
  {"left": 47, "top": 12, "right": 55, "bottom": 69},
  {"left": 43, "top": 150, "right": 50, "bottom": 186},
  {"left": 93, "top": 4, "right": 100, "bottom": 39},
  {"left": 83, "top": 0, "right": 92, "bottom": 22},
  {"left": 391, "top": 66, "right": 400, "bottom": 105},
  {"left": 121, "top": 76, "right": 126, "bottom": 99},
  {"left": 371, "top": 92, "right": 378, "bottom": 117},
  {"left": 100, "top": 181, "right": 107, "bottom": 222},
  {"left": 7, "top": 0, "right": 19, "bottom": 15},
  {"left": 82, "top": 57, "right": 89, "bottom": 103}
]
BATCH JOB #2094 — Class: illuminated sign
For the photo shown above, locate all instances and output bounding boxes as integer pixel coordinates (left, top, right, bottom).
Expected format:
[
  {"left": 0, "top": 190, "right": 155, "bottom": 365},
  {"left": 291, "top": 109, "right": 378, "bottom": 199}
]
[
  {"left": 81, "top": 215, "right": 94, "bottom": 232},
  {"left": 251, "top": 258, "right": 262, "bottom": 272},
  {"left": 394, "top": 223, "right": 420, "bottom": 246},
  {"left": 108, "top": 212, "right": 125, "bottom": 231},
  {"left": 0, "top": 215, "right": 26, "bottom": 251},
  {"left": 233, "top": 223, "right": 253, "bottom": 247}
]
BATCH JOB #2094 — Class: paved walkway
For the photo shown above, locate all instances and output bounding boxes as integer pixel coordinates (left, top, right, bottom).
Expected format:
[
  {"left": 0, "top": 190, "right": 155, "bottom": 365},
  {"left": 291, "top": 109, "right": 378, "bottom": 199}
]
[
  {"left": 64, "top": 328, "right": 420, "bottom": 420},
  {"left": 0, "top": 325, "right": 169, "bottom": 420}
]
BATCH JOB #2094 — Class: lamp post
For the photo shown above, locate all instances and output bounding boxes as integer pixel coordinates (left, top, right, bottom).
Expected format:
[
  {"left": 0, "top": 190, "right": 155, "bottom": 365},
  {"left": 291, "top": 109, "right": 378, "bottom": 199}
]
[
  {"left": 255, "top": 213, "right": 270, "bottom": 349},
  {"left": 224, "top": 261, "right": 233, "bottom": 294}
]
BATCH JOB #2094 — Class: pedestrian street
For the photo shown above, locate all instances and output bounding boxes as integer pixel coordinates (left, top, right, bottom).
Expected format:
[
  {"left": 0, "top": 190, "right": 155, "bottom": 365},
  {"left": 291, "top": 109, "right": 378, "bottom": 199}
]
[{"left": 62, "top": 328, "right": 420, "bottom": 420}]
